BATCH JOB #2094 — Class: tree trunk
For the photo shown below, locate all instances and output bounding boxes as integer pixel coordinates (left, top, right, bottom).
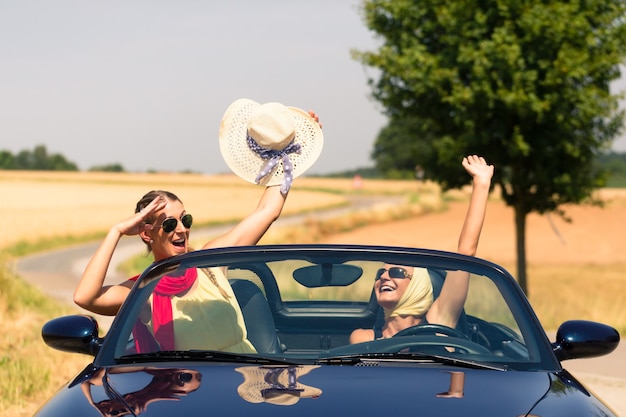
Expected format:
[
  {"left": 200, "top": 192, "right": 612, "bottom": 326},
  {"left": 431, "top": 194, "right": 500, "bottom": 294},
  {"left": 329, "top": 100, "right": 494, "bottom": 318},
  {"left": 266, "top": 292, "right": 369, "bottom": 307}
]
[{"left": 514, "top": 204, "right": 528, "bottom": 295}]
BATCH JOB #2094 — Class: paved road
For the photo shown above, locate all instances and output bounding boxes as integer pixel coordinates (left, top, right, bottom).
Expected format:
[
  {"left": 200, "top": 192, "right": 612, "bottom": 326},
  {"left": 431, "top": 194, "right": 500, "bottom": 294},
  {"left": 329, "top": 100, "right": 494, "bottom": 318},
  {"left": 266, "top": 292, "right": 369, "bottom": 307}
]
[{"left": 15, "top": 197, "right": 625, "bottom": 415}]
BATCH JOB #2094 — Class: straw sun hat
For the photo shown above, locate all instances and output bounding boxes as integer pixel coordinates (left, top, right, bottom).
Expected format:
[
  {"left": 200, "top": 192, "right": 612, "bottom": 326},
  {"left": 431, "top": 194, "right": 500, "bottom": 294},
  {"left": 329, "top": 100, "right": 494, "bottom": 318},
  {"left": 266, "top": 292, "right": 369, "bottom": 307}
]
[
  {"left": 235, "top": 365, "right": 322, "bottom": 406},
  {"left": 218, "top": 98, "right": 324, "bottom": 194}
]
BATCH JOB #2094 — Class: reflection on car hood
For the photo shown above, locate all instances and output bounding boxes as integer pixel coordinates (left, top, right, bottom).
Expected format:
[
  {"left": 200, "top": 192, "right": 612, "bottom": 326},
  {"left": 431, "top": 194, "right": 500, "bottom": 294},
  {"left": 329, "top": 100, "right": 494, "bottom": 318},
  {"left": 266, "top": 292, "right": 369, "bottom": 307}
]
[{"left": 37, "top": 363, "right": 615, "bottom": 417}]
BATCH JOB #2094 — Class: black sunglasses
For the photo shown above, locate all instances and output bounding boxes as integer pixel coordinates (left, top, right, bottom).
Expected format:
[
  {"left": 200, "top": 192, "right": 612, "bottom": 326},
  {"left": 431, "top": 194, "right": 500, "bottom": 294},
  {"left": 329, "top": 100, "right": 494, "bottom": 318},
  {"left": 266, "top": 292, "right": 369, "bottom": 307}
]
[
  {"left": 175, "top": 372, "right": 194, "bottom": 386},
  {"left": 155, "top": 213, "right": 193, "bottom": 233},
  {"left": 375, "top": 267, "right": 412, "bottom": 280}
]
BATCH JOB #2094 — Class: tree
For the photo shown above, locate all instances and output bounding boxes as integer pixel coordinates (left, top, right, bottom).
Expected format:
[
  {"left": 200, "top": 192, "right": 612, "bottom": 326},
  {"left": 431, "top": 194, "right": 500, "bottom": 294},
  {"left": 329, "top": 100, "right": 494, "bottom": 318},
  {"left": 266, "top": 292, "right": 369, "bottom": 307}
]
[
  {"left": 88, "top": 163, "right": 125, "bottom": 172},
  {"left": 0, "top": 145, "right": 78, "bottom": 170},
  {"left": 353, "top": 0, "right": 626, "bottom": 294},
  {"left": 0, "top": 151, "right": 15, "bottom": 169},
  {"left": 599, "top": 150, "right": 626, "bottom": 186},
  {"left": 372, "top": 116, "right": 437, "bottom": 179}
]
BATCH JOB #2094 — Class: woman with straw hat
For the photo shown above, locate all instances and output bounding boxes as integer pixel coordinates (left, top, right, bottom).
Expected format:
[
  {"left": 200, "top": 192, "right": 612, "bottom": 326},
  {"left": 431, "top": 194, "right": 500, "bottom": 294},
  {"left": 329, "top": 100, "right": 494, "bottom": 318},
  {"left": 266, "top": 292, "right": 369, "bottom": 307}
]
[{"left": 74, "top": 99, "right": 323, "bottom": 353}]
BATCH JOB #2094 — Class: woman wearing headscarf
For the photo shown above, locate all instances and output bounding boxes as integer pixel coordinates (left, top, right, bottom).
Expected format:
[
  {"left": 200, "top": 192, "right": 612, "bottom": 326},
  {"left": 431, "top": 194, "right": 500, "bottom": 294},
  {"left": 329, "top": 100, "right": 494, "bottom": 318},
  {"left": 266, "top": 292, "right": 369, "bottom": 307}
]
[
  {"left": 74, "top": 99, "right": 323, "bottom": 353},
  {"left": 350, "top": 155, "right": 494, "bottom": 342}
]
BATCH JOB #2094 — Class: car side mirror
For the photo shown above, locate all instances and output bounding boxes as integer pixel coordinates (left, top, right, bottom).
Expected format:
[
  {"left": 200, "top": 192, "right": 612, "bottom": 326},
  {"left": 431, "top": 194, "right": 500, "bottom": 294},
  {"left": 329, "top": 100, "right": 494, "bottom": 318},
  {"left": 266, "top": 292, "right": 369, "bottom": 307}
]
[
  {"left": 552, "top": 320, "right": 620, "bottom": 361},
  {"left": 42, "top": 315, "right": 103, "bottom": 356}
]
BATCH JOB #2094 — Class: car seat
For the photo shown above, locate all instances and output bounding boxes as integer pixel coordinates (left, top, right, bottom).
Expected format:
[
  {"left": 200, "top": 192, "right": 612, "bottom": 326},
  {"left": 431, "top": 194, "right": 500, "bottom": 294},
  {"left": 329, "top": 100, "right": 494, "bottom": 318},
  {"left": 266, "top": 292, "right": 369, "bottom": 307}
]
[{"left": 229, "top": 279, "right": 283, "bottom": 354}]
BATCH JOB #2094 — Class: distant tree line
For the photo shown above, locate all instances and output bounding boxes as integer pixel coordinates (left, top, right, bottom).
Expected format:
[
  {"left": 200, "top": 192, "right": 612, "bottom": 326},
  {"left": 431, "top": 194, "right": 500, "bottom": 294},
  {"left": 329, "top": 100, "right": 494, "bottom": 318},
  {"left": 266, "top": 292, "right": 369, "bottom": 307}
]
[
  {"left": 321, "top": 148, "right": 626, "bottom": 186},
  {"left": 597, "top": 151, "right": 626, "bottom": 187},
  {"left": 0, "top": 145, "right": 124, "bottom": 172},
  {"left": 88, "top": 163, "right": 125, "bottom": 172},
  {"left": 0, "top": 145, "right": 78, "bottom": 171},
  {"left": 2, "top": 144, "right": 625, "bottom": 185}
]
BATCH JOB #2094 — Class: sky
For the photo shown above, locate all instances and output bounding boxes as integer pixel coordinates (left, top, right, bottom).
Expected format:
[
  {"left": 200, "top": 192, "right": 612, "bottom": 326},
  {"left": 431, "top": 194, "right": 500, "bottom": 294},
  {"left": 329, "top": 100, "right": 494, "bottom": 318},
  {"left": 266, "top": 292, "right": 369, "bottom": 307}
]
[{"left": 1, "top": 1, "right": 625, "bottom": 175}]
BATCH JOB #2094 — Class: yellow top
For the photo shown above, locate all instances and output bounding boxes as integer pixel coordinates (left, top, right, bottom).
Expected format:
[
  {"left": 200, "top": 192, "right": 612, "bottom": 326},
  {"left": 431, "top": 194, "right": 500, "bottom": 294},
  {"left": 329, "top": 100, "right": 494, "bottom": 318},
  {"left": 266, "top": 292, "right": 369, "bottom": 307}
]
[{"left": 141, "top": 267, "right": 256, "bottom": 353}]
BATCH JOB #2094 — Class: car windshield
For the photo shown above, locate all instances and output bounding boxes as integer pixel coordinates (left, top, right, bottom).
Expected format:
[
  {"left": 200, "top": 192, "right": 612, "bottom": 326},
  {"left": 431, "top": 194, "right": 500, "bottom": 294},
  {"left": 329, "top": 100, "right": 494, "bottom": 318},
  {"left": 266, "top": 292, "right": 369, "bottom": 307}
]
[{"left": 101, "top": 245, "right": 555, "bottom": 371}]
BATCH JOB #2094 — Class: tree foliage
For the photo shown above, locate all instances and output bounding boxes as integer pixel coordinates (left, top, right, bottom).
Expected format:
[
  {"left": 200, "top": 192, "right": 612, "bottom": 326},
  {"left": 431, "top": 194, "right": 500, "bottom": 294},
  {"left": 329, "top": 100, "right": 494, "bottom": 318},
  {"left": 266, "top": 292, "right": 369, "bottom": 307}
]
[
  {"left": 598, "top": 150, "right": 626, "bottom": 186},
  {"left": 88, "top": 163, "right": 126, "bottom": 172},
  {"left": 0, "top": 145, "right": 78, "bottom": 171},
  {"left": 354, "top": 0, "right": 626, "bottom": 293},
  {"left": 371, "top": 116, "right": 437, "bottom": 179}
]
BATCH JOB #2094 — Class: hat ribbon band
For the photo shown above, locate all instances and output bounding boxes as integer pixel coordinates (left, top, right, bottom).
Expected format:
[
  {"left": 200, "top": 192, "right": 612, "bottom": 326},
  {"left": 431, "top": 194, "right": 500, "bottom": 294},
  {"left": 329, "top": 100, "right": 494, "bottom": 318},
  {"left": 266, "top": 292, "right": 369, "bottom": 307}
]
[{"left": 246, "top": 133, "right": 302, "bottom": 194}]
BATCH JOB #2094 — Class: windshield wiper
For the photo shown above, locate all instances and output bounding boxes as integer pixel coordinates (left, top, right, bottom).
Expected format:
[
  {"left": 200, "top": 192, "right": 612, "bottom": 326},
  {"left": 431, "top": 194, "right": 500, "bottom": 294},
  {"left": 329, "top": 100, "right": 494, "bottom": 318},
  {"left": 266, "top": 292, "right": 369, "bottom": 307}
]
[
  {"left": 317, "top": 352, "right": 507, "bottom": 371},
  {"left": 117, "top": 350, "right": 302, "bottom": 366}
]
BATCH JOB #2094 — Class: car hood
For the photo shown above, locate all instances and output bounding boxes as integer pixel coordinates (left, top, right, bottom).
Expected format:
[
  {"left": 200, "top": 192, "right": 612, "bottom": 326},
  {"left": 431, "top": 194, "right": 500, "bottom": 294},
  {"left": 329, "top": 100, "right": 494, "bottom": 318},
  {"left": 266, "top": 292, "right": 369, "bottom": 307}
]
[{"left": 35, "top": 363, "right": 615, "bottom": 417}]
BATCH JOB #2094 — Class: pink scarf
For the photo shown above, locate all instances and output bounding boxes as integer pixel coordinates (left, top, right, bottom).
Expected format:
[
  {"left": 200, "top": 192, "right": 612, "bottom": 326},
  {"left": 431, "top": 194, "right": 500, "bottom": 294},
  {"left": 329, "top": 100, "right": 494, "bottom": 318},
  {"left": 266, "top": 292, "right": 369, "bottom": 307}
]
[{"left": 132, "top": 268, "right": 198, "bottom": 352}]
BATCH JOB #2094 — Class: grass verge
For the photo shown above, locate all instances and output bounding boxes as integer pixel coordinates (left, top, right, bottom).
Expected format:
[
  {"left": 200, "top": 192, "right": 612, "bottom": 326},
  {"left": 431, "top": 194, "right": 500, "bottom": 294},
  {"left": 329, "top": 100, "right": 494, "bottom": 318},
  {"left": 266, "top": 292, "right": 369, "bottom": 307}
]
[{"left": 0, "top": 256, "right": 89, "bottom": 417}]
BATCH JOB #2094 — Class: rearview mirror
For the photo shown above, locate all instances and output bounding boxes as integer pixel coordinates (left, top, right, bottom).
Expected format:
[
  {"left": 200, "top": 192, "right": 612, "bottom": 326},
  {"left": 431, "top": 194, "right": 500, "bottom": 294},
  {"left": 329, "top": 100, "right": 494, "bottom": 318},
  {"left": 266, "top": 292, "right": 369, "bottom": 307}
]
[{"left": 293, "top": 264, "right": 363, "bottom": 287}]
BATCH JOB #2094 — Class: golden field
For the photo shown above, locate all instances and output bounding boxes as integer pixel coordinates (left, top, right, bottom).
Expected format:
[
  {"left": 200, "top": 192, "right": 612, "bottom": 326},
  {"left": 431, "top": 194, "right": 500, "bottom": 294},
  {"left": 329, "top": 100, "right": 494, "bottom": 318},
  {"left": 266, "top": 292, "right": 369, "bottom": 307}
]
[
  {"left": 0, "top": 170, "right": 437, "bottom": 252},
  {"left": 0, "top": 171, "right": 340, "bottom": 251}
]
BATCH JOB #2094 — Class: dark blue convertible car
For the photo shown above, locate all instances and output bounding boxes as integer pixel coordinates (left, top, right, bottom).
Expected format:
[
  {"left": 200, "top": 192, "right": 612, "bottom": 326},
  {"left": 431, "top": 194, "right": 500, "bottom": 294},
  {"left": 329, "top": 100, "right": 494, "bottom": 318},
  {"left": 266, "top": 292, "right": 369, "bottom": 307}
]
[{"left": 36, "top": 244, "right": 620, "bottom": 416}]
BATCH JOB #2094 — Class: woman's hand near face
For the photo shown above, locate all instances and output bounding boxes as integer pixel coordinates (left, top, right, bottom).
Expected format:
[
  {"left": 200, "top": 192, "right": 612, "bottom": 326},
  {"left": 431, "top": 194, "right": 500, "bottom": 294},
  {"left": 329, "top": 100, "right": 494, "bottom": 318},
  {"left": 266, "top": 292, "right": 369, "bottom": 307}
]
[
  {"left": 114, "top": 196, "right": 166, "bottom": 236},
  {"left": 74, "top": 197, "right": 165, "bottom": 315}
]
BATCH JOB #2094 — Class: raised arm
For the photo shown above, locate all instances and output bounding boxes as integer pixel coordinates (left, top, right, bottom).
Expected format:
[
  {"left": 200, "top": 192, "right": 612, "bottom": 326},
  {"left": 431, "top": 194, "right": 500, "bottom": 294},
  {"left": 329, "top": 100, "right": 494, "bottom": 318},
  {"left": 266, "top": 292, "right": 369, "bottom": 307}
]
[
  {"left": 202, "top": 184, "right": 287, "bottom": 249},
  {"left": 455, "top": 155, "right": 493, "bottom": 256},
  {"left": 426, "top": 155, "right": 494, "bottom": 327},
  {"left": 73, "top": 196, "right": 166, "bottom": 315}
]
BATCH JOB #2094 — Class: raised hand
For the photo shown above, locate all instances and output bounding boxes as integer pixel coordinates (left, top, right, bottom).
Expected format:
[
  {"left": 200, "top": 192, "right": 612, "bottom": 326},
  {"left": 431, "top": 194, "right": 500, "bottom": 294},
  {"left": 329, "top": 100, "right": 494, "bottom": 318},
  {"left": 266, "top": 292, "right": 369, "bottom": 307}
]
[
  {"left": 462, "top": 155, "right": 494, "bottom": 186},
  {"left": 115, "top": 196, "right": 166, "bottom": 236},
  {"left": 308, "top": 110, "right": 322, "bottom": 128}
]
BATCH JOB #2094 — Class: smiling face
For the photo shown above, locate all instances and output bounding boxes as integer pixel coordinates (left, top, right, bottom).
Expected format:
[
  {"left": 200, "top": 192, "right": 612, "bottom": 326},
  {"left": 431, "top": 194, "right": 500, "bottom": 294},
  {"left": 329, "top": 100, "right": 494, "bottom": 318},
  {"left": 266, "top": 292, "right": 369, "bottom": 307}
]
[
  {"left": 146, "top": 198, "right": 191, "bottom": 261},
  {"left": 374, "top": 264, "right": 413, "bottom": 309}
]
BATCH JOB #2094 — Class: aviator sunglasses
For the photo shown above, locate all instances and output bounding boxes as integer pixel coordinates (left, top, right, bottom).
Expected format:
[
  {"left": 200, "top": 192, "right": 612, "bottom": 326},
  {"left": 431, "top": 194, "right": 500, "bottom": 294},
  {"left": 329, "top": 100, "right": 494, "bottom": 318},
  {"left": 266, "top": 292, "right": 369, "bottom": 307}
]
[
  {"left": 154, "top": 213, "right": 193, "bottom": 233},
  {"left": 375, "top": 267, "right": 412, "bottom": 280}
]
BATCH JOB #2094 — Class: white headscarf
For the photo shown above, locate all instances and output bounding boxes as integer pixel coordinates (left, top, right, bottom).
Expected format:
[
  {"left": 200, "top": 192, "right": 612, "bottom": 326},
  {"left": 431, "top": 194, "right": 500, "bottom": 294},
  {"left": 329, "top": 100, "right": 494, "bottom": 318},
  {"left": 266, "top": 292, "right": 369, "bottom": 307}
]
[{"left": 384, "top": 267, "right": 434, "bottom": 319}]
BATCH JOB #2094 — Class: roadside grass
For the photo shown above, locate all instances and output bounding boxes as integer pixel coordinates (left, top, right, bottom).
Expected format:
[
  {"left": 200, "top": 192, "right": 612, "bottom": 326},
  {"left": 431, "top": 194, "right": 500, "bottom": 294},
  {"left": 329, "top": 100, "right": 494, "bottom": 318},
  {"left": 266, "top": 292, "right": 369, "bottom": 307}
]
[
  {"left": 0, "top": 256, "right": 88, "bottom": 417},
  {"left": 5, "top": 232, "right": 107, "bottom": 258},
  {"left": 525, "top": 262, "right": 626, "bottom": 335}
]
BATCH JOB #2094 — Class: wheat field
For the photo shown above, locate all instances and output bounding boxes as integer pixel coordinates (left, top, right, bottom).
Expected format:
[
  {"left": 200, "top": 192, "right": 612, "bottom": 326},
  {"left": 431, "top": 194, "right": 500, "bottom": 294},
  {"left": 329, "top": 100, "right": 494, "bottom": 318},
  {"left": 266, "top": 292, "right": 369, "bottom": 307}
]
[
  {"left": 0, "top": 171, "right": 346, "bottom": 250},
  {"left": 0, "top": 170, "right": 437, "bottom": 251}
]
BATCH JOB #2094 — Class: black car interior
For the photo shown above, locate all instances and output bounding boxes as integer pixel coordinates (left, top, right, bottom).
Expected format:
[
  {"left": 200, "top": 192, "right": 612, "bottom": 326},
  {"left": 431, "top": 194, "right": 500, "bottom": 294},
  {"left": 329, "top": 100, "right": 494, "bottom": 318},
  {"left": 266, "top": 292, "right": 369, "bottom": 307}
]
[{"left": 227, "top": 263, "right": 528, "bottom": 359}]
